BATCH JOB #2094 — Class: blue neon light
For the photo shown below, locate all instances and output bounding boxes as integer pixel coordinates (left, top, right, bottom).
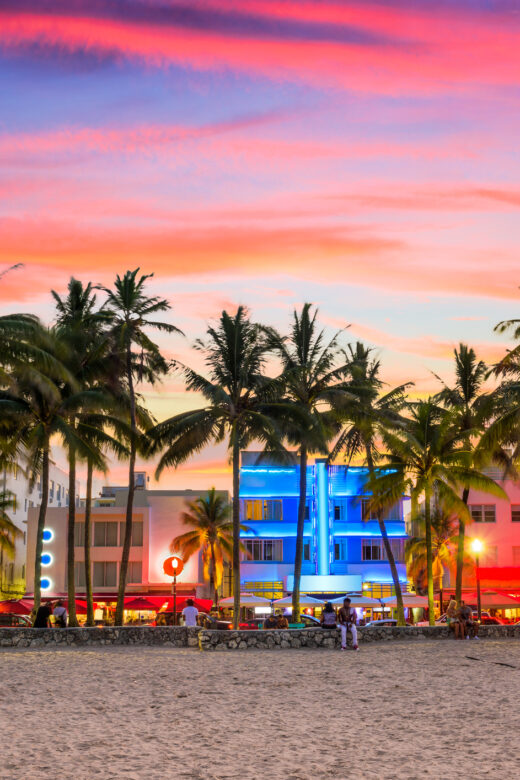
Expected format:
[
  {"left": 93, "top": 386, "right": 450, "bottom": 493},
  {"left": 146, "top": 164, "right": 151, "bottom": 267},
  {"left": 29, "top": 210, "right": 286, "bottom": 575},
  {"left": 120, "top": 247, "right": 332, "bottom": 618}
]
[
  {"left": 316, "top": 460, "right": 330, "bottom": 576},
  {"left": 41, "top": 553, "right": 52, "bottom": 566},
  {"left": 43, "top": 529, "right": 53, "bottom": 542},
  {"left": 40, "top": 577, "right": 52, "bottom": 590}
]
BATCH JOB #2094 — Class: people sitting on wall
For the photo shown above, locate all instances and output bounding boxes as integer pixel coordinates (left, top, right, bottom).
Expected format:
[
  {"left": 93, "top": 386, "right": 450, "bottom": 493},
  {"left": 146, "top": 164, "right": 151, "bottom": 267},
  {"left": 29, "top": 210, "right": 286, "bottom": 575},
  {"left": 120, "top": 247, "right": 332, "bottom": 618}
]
[
  {"left": 459, "top": 600, "right": 479, "bottom": 640},
  {"left": 276, "top": 611, "right": 289, "bottom": 629},
  {"left": 320, "top": 602, "right": 337, "bottom": 629},
  {"left": 338, "top": 597, "right": 359, "bottom": 651},
  {"left": 33, "top": 603, "right": 52, "bottom": 628},
  {"left": 446, "top": 598, "right": 464, "bottom": 639},
  {"left": 263, "top": 613, "right": 278, "bottom": 629},
  {"left": 52, "top": 599, "right": 68, "bottom": 627}
]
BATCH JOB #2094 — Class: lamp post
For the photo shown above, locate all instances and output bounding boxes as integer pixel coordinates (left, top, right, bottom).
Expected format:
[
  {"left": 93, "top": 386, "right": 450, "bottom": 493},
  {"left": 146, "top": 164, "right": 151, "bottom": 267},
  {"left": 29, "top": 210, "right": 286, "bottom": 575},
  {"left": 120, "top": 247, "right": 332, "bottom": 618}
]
[
  {"left": 163, "top": 556, "right": 184, "bottom": 625},
  {"left": 471, "top": 539, "right": 483, "bottom": 623}
]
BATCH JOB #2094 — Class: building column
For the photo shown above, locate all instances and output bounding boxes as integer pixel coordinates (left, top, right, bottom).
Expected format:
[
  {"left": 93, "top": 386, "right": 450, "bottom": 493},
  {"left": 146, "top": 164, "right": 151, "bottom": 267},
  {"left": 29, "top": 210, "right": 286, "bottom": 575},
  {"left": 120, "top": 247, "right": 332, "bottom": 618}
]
[{"left": 315, "top": 459, "right": 331, "bottom": 576}]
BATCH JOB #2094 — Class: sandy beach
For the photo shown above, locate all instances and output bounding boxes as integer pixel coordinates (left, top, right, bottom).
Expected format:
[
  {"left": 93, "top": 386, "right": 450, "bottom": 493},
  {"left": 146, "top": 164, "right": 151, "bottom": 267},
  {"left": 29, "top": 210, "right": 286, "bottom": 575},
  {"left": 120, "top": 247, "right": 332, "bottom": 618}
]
[{"left": 1, "top": 640, "right": 519, "bottom": 780}]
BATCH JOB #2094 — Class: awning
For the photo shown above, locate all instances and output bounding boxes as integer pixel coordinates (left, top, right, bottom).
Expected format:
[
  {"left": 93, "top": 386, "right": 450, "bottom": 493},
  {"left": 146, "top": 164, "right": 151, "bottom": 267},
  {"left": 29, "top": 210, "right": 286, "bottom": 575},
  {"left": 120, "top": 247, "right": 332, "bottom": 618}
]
[
  {"left": 330, "top": 594, "right": 382, "bottom": 607},
  {"left": 124, "top": 597, "right": 159, "bottom": 611},
  {"left": 463, "top": 590, "right": 520, "bottom": 608},
  {"left": 219, "top": 594, "right": 271, "bottom": 608},
  {"left": 273, "top": 594, "right": 325, "bottom": 607},
  {"left": 0, "top": 598, "right": 33, "bottom": 615}
]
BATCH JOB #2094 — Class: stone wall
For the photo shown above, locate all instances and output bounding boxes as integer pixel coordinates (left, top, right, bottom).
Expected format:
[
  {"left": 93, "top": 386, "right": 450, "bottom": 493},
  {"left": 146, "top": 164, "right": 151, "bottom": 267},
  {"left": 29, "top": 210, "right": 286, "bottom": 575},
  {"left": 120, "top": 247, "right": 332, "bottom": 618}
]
[{"left": 1, "top": 624, "right": 520, "bottom": 649}]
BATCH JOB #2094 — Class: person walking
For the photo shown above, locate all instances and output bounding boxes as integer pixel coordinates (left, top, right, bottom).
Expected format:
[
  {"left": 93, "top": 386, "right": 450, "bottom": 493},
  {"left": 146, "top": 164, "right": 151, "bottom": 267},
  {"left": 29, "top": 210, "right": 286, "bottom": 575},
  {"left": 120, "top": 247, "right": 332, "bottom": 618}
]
[
  {"left": 53, "top": 600, "right": 68, "bottom": 628},
  {"left": 338, "top": 597, "right": 359, "bottom": 651},
  {"left": 181, "top": 598, "right": 199, "bottom": 627}
]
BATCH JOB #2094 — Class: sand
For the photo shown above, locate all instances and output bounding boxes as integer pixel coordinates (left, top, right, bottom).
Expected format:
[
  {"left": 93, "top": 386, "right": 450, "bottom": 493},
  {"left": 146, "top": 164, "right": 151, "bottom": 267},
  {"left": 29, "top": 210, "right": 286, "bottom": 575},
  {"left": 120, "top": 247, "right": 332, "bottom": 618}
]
[{"left": 1, "top": 640, "right": 519, "bottom": 780}]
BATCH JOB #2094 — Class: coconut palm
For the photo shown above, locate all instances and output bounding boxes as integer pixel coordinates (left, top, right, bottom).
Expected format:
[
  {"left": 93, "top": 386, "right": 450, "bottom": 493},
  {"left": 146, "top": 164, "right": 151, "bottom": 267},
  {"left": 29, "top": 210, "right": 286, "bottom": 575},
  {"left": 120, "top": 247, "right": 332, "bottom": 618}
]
[
  {"left": 265, "top": 304, "right": 349, "bottom": 620},
  {"left": 370, "top": 399, "right": 506, "bottom": 625},
  {"left": 98, "top": 269, "right": 183, "bottom": 626},
  {"left": 0, "top": 328, "right": 99, "bottom": 609},
  {"left": 406, "top": 505, "right": 460, "bottom": 611},
  {"left": 171, "top": 488, "right": 247, "bottom": 606},
  {"left": 52, "top": 278, "right": 114, "bottom": 626},
  {"left": 150, "top": 307, "right": 290, "bottom": 629},
  {"left": 331, "top": 342, "right": 410, "bottom": 625},
  {"left": 434, "top": 343, "right": 494, "bottom": 605}
]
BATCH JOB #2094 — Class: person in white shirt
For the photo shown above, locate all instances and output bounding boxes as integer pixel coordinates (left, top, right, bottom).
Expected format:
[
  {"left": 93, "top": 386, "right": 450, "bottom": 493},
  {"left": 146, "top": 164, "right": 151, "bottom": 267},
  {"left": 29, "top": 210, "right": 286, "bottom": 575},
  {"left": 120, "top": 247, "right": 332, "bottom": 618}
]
[
  {"left": 182, "top": 599, "right": 199, "bottom": 627},
  {"left": 53, "top": 600, "right": 68, "bottom": 628}
]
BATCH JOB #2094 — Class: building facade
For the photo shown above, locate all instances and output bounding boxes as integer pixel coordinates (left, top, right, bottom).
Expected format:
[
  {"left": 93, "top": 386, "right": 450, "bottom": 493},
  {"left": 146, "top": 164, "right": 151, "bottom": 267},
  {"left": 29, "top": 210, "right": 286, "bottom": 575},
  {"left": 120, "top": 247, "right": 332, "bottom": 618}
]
[
  {"left": 1, "top": 461, "right": 77, "bottom": 599},
  {"left": 239, "top": 453, "right": 408, "bottom": 600},
  {"left": 25, "top": 474, "right": 229, "bottom": 602},
  {"left": 445, "top": 473, "right": 520, "bottom": 596}
]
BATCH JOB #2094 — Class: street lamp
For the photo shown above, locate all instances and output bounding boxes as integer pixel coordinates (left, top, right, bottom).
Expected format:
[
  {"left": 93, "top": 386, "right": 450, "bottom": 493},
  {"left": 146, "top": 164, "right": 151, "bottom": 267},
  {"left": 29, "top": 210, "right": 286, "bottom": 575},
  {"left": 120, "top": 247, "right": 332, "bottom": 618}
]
[
  {"left": 471, "top": 538, "right": 484, "bottom": 622},
  {"left": 163, "top": 556, "right": 184, "bottom": 625}
]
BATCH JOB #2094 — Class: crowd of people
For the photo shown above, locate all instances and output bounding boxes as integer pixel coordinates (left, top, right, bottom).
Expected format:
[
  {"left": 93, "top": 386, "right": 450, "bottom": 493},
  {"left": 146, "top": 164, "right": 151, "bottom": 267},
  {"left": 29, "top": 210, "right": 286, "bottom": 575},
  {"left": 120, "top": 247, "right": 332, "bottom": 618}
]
[{"left": 445, "top": 598, "right": 479, "bottom": 639}]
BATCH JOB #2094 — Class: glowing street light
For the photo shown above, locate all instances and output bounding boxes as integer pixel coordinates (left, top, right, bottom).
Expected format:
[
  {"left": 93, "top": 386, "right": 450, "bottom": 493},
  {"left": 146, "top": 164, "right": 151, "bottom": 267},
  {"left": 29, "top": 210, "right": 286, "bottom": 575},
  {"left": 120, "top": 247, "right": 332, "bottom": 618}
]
[
  {"left": 163, "top": 556, "right": 184, "bottom": 625},
  {"left": 470, "top": 539, "right": 484, "bottom": 622}
]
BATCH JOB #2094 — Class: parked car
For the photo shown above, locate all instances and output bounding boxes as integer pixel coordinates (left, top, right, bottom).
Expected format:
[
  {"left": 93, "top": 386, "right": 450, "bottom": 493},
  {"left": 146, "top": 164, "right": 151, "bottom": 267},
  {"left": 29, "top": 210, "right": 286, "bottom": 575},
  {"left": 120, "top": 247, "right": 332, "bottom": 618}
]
[
  {"left": 365, "top": 619, "right": 398, "bottom": 628},
  {"left": 417, "top": 610, "right": 494, "bottom": 627},
  {"left": 0, "top": 613, "right": 32, "bottom": 627}
]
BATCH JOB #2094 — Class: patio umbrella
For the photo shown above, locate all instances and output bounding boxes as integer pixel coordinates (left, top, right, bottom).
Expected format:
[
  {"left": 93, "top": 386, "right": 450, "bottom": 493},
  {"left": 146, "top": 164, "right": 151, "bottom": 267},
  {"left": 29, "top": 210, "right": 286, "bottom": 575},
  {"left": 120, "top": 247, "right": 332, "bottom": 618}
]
[
  {"left": 464, "top": 590, "right": 520, "bottom": 608},
  {"left": 272, "top": 594, "right": 325, "bottom": 607},
  {"left": 218, "top": 594, "right": 272, "bottom": 608},
  {"left": 158, "top": 597, "right": 213, "bottom": 613},
  {"left": 329, "top": 594, "right": 382, "bottom": 607},
  {"left": 381, "top": 594, "right": 429, "bottom": 608},
  {"left": 0, "top": 598, "right": 33, "bottom": 615},
  {"left": 124, "top": 597, "right": 158, "bottom": 611}
]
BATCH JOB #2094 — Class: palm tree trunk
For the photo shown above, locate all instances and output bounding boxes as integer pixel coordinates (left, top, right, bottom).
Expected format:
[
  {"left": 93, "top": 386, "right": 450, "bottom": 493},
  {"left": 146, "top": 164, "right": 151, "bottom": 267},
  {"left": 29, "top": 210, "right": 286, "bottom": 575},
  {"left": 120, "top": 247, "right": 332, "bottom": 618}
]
[
  {"left": 84, "top": 458, "right": 94, "bottom": 626},
  {"left": 232, "top": 434, "right": 241, "bottom": 630},
  {"left": 115, "top": 346, "right": 137, "bottom": 626},
  {"left": 34, "top": 445, "right": 49, "bottom": 610},
  {"left": 292, "top": 446, "right": 307, "bottom": 623},
  {"left": 210, "top": 541, "right": 219, "bottom": 607},
  {"left": 67, "top": 446, "right": 78, "bottom": 627},
  {"left": 365, "top": 451, "right": 406, "bottom": 626},
  {"left": 424, "top": 485, "right": 435, "bottom": 626},
  {"left": 455, "top": 487, "right": 469, "bottom": 605}
]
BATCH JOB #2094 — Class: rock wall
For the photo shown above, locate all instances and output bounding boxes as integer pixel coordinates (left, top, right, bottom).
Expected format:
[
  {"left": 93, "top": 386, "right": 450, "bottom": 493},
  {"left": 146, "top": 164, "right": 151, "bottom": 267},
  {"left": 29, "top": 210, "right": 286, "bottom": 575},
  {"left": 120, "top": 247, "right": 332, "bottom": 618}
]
[{"left": 1, "top": 624, "right": 519, "bottom": 649}]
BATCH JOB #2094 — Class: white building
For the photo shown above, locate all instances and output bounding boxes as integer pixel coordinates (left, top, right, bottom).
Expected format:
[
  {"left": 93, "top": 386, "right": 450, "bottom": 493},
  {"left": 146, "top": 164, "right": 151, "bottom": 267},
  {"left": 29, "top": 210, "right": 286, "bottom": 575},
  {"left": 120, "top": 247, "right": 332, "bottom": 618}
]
[{"left": 1, "top": 460, "right": 77, "bottom": 599}]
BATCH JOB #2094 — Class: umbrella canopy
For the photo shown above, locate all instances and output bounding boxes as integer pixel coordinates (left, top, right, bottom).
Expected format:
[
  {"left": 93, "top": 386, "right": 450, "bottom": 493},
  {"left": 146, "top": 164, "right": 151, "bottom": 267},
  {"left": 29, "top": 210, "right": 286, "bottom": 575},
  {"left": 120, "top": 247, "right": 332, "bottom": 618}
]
[
  {"left": 464, "top": 590, "right": 520, "bottom": 608},
  {"left": 124, "top": 597, "right": 158, "bottom": 611},
  {"left": 272, "top": 594, "right": 325, "bottom": 607},
  {"left": 219, "top": 593, "right": 272, "bottom": 608},
  {"left": 157, "top": 596, "right": 214, "bottom": 613},
  {"left": 381, "top": 594, "right": 429, "bottom": 608},
  {"left": 329, "top": 594, "right": 382, "bottom": 607},
  {"left": 0, "top": 598, "right": 34, "bottom": 615}
]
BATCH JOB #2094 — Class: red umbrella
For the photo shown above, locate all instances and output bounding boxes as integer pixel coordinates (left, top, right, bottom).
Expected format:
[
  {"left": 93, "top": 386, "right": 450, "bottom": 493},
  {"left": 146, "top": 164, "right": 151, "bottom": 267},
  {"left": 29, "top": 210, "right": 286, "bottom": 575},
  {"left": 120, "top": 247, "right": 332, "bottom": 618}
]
[
  {"left": 124, "top": 596, "right": 158, "bottom": 611},
  {"left": 158, "top": 596, "right": 213, "bottom": 613},
  {"left": 0, "top": 598, "right": 34, "bottom": 615}
]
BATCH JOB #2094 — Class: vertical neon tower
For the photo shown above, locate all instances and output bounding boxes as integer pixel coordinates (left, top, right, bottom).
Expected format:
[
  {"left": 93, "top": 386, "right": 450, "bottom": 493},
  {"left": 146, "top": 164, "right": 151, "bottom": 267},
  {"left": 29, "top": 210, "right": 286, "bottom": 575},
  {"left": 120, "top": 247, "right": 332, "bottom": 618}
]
[{"left": 315, "top": 459, "right": 330, "bottom": 576}]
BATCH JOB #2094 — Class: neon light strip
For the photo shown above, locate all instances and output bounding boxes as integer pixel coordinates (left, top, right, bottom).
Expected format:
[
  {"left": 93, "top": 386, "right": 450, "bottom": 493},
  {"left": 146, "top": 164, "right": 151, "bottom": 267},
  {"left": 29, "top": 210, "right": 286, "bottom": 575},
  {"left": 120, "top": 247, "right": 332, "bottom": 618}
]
[{"left": 316, "top": 461, "right": 330, "bottom": 576}]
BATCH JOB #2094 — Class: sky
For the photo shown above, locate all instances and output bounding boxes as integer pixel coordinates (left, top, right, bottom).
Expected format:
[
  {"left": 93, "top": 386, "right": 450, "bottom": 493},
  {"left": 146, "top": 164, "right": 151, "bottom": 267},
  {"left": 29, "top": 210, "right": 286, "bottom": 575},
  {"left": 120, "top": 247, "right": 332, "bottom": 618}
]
[{"left": 1, "top": 0, "right": 519, "bottom": 492}]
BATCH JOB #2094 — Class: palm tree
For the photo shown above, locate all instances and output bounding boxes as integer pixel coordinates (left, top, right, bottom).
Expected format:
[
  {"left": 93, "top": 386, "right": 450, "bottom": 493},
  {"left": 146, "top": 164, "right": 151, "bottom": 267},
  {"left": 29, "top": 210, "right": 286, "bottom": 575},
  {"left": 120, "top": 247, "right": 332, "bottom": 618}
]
[
  {"left": 331, "top": 342, "right": 410, "bottom": 626},
  {"left": 150, "top": 307, "right": 289, "bottom": 629},
  {"left": 371, "top": 399, "right": 506, "bottom": 625},
  {"left": 406, "top": 505, "right": 460, "bottom": 611},
  {"left": 98, "top": 269, "right": 182, "bottom": 626},
  {"left": 171, "top": 488, "right": 245, "bottom": 605},
  {"left": 0, "top": 328, "right": 97, "bottom": 609},
  {"left": 434, "top": 343, "right": 493, "bottom": 605},
  {"left": 52, "top": 278, "right": 114, "bottom": 626},
  {"left": 265, "top": 304, "right": 348, "bottom": 620}
]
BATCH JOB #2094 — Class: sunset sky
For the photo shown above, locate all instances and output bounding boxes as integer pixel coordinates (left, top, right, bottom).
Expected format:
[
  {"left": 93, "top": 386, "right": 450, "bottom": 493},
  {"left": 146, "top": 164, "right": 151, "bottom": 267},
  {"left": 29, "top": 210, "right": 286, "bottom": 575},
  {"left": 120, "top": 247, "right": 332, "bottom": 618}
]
[{"left": 1, "top": 0, "right": 519, "bottom": 490}]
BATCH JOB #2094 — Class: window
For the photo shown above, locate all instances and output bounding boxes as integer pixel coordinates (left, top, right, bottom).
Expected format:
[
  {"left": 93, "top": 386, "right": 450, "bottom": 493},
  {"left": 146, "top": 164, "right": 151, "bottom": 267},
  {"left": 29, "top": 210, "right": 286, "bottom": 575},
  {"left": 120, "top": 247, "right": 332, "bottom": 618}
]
[
  {"left": 362, "top": 539, "right": 382, "bottom": 560},
  {"left": 362, "top": 538, "right": 405, "bottom": 562},
  {"left": 74, "top": 561, "right": 86, "bottom": 587},
  {"left": 119, "top": 521, "right": 143, "bottom": 547},
  {"left": 94, "top": 522, "right": 118, "bottom": 546},
  {"left": 303, "top": 540, "right": 311, "bottom": 561},
  {"left": 244, "top": 581, "right": 284, "bottom": 600},
  {"left": 361, "top": 498, "right": 376, "bottom": 521},
  {"left": 244, "top": 539, "right": 283, "bottom": 561},
  {"left": 244, "top": 500, "right": 282, "bottom": 521},
  {"left": 57, "top": 485, "right": 61, "bottom": 502},
  {"left": 513, "top": 547, "right": 520, "bottom": 565},
  {"left": 128, "top": 561, "right": 142, "bottom": 583},
  {"left": 65, "top": 490, "right": 69, "bottom": 506},
  {"left": 50, "top": 480, "right": 55, "bottom": 500},
  {"left": 512, "top": 506, "right": 520, "bottom": 523},
  {"left": 469, "top": 504, "right": 496, "bottom": 523},
  {"left": 334, "top": 538, "right": 348, "bottom": 560},
  {"left": 334, "top": 504, "right": 342, "bottom": 521},
  {"left": 74, "top": 523, "right": 85, "bottom": 547},
  {"left": 93, "top": 561, "right": 117, "bottom": 587},
  {"left": 7, "top": 563, "right": 14, "bottom": 582},
  {"left": 12, "top": 495, "right": 17, "bottom": 514},
  {"left": 24, "top": 498, "right": 27, "bottom": 512},
  {"left": 304, "top": 504, "right": 310, "bottom": 520}
]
